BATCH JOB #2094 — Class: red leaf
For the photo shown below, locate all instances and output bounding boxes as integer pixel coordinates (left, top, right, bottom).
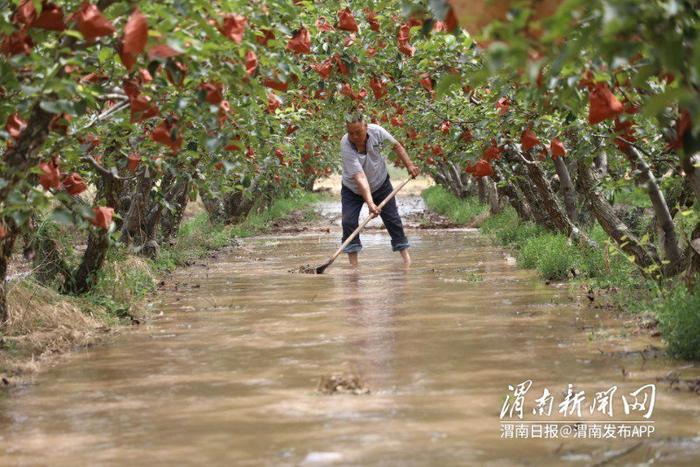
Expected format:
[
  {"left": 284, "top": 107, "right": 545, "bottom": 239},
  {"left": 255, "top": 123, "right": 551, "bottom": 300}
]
[
  {"left": 32, "top": 3, "right": 66, "bottom": 31},
  {"left": 61, "top": 172, "right": 87, "bottom": 195},
  {"left": 244, "top": 50, "right": 257, "bottom": 76},
  {"left": 473, "top": 159, "right": 494, "bottom": 178},
  {"left": 397, "top": 24, "right": 414, "bottom": 57},
  {"left": 127, "top": 153, "right": 141, "bottom": 173},
  {"left": 433, "top": 21, "right": 448, "bottom": 33},
  {"left": 151, "top": 118, "right": 183, "bottom": 151},
  {"left": 369, "top": 76, "right": 387, "bottom": 99},
  {"left": 666, "top": 109, "right": 692, "bottom": 152},
  {"left": 123, "top": 78, "right": 140, "bottom": 99},
  {"left": 255, "top": 28, "right": 275, "bottom": 46},
  {"left": 91, "top": 206, "right": 114, "bottom": 229},
  {"left": 460, "top": 128, "right": 473, "bottom": 142},
  {"left": 364, "top": 8, "right": 380, "bottom": 32},
  {"left": 550, "top": 138, "right": 567, "bottom": 158},
  {"left": 445, "top": 7, "right": 458, "bottom": 31},
  {"left": 76, "top": 2, "right": 115, "bottom": 41},
  {"left": 139, "top": 68, "right": 153, "bottom": 83},
  {"left": 407, "top": 16, "right": 423, "bottom": 28},
  {"left": 224, "top": 142, "right": 241, "bottom": 152},
  {"left": 334, "top": 54, "right": 349, "bottom": 75},
  {"left": 312, "top": 59, "right": 333, "bottom": 80},
  {"left": 165, "top": 60, "right": 187, "bottom": 87},
  {"left": 496, "top": 97, "right": 510, "bottom": 115},
  {"left": 218, "top": 14, "right": 247, "bottom": 44},
  {"left": 1, "top": 30, "right": 33, "bottom": 56},
  {"left": 315, "top": 17, "right": 335, "bottom": 32},
  {"left": 286, "top": 124, "right": 298, "bottom": 135},
  {"left": 49, "top": 113, "right": 71, "bottom": 134},
  {"left": 262, "top": 77, "right": 288, "bottom": 92},
  {"left": 38, "top": 160, "right": 61, "bottom": 190},
  {"left": 267, "top": 93, "right": 281, "bottom": 113},
  {"left": 407, "top": 127, "right": 418, "bottom": 140},
  {"left": 13, "top": 0, "right": 36, "bottom": 26},
  {"left": 123, "top": 8, "right": 148, "bottom": 56},
  {"left": 5, "top": 113, "right": 27, "bottom": 139},
  {"left": 432, "top": 144, "right": 443, "bottom": 156},
  {"left": 0, "top": 222, "right": 6, "bottom": 239},
  {"left": 419, "top": 74, "right": 433, "bottom": 93},
  {"left": 117, "top": 42, "right": 137, "bottom": 71},
  {"left": 588, "top": 83, "right": 623, "bottom": 125},
  {"left": 200, "top": 82, "right": 223, "bottom": 105},
  {"left": 287, "top": 27, "right": 311, "bottom": 54},
  {"left": 440, "top": 121, "right": 451, "bottom": 134},
  {"left": 340, "top": 82, "right": 354, "bottom": 98},
  {"left": 520, "top": 128, "right": 541, "bottom": 152},
  {"left": 343, "top": 33, "right": 356, "bottom": 47},
  {"left": 483, "top": 143, "right": 501, "bottom": 161},
  {"left": 338, "top": 7, "right": 359, "bottom": 33},
  {"left": 147, "top": 44, "right": 182, "bottom": 60}
]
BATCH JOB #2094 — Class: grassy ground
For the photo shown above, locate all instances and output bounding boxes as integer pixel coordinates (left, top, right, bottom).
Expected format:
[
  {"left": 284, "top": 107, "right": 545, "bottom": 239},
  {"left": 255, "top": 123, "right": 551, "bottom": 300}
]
[
  {"left": 1, "top": 190, "right": 330, "bottom": 385},
  {"left": 421, "top": 184, "right": 700, "bottom": 360},
  {"left": 421, "top": 185, "right": 487, "bottom": 225}
]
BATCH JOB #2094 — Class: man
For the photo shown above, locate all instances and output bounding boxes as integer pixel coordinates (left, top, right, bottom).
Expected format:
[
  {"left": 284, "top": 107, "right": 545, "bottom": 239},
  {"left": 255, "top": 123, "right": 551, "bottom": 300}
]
[{"left": 340, "top": 111, "right": 420, "bottom": 268}]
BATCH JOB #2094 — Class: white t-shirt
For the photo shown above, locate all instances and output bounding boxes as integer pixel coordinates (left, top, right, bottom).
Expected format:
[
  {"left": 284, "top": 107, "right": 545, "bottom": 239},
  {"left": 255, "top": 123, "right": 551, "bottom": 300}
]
[{"left": 340, "top": 123, "right": 398, "bottom": 195}]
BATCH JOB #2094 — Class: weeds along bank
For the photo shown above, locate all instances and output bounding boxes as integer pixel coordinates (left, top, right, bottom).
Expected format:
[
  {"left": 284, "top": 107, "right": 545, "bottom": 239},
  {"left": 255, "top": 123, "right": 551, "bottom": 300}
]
[
  {"left": 422, "top": 184, "right": 700, "bottom": 361},
  {"left": 0, "top": 190, "right": 327, "bottom": 386}
]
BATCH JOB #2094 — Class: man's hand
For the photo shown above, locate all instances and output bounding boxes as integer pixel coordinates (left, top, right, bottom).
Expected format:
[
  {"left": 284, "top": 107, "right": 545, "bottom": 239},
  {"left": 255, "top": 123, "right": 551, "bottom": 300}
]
[
  {"left": 406, "top": 162, "right": 420, "bottom": 179},
  {"left": 367, "top": 201, "right": 381, "bottom": 216}
]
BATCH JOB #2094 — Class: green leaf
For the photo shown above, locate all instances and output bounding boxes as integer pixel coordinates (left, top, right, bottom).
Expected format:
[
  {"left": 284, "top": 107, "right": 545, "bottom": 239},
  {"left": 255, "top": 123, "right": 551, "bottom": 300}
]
[
  {"left": 435, "top": 73, "right": 461, "bottom": 100},
  {"left": 642, "top": 87, "right": 692, "bottom": 117}
]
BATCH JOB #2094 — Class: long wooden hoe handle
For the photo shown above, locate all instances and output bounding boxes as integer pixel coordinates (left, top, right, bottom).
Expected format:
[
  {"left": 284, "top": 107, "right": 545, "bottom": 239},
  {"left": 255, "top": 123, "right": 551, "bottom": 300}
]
[{"left": 326, "top": 176, "right": 413, "bottom": 265}]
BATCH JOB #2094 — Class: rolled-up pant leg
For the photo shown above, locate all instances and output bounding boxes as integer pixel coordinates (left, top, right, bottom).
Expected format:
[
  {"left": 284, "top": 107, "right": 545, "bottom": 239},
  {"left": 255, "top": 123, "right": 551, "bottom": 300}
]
[
  {"left": 372, "top": 175, "right": 410, "bottom": 252},
  {"left": 341, "top": 184, "right": 364, "bottom": 253}
]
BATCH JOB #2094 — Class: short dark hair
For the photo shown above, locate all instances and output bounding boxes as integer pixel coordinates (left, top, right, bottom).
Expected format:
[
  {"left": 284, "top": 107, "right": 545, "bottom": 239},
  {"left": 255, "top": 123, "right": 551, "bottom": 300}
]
[{"left": 344, "top": 109, "right": 364, "bottom": 124}]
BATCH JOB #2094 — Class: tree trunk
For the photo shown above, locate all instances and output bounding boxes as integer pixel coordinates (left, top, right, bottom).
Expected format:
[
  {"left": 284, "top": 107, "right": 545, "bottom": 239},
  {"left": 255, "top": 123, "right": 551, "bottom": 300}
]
[
  {"left": 0, "top": 220, "right": 17, "bottom": 326},
  {"left": 477, "top": 177, "right": 486, "bottom": 204},
  {"left": 486, "top": 177, "right": 501, "bottom": 215},
  {"left": 552, "top": 156, "right": 578, "bottom": 222},
  {"left": 621, "top": 145, "right": 684, "bottom": 270},
  {"left": 513, "top": 164, "right": 556, "bottom": 230},
  {"left": 447, "top": 161, "right": 467, "bottom": 198},
  {"left": 121, "top": 169, "right": 156, "bottom": 246},
  {"left": 66, "top": 228, "right": 111, "bottom": 295},
  {"left": 594, "top": 151, "right": 608, "bottom": 177},
  {"left": 577, "top": 158, "right": 661, "bottom": 271},
  {"left": 502, "top": 183, "right": 532, "bottom": 221},
  {"left": 160, "top": 179, "right": 191, "bottom": 242}
]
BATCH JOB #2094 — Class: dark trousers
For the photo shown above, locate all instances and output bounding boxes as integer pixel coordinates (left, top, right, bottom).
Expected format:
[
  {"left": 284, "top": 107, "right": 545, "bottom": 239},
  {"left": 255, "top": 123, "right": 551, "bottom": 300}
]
[{"left": 340, "top": 174, "right": 410, "bottom": 253}]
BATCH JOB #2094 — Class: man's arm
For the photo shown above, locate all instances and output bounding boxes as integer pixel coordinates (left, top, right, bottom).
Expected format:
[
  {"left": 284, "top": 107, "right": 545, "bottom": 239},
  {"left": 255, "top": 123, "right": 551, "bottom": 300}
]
[
  {"left": 392, "top": 142, "right": 420, "bottom": 178},
  {"left": 353, "top": 171, "right": 381, "bottom": 215}
]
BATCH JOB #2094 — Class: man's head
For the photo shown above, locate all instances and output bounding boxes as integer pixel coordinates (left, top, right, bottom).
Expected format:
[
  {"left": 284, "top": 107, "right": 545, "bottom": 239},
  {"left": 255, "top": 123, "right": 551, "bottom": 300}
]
[{"left": 345, "top": 110, "right": 367, "bottom": 147}]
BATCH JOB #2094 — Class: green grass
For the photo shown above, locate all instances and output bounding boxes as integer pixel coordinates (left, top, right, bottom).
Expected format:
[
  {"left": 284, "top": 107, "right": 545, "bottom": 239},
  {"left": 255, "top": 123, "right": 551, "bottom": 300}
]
[
  {"left": 421, "top": 185, "right": 487, "bottom": 225},
  {"left": 654, "top": 280, "right": 700, "bottom": 360},
  {"left": 229, "top": 190, "right": 326, "bottom": 237}
]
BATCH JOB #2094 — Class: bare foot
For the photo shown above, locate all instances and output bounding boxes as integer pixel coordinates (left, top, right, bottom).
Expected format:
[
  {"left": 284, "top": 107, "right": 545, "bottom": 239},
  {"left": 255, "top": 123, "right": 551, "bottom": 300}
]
[
  {"left": 400, "top": 249, "right": 411, "bottom": 269},
  {"left": 348, "top": 251, "right": 359, "bottom": 267}
]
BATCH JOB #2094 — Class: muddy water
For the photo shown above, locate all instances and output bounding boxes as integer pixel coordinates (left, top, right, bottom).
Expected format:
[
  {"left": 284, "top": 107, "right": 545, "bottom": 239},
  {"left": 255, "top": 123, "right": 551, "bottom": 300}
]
[{"left": 1, "top": 196, "right": 700, "bottom": 466}]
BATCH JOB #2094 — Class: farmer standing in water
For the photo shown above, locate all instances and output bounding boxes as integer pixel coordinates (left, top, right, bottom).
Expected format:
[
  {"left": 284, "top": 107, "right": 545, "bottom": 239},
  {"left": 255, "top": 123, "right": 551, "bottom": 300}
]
[{"left": 340, "top": 110, "right": 420, "bottom": 269}]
